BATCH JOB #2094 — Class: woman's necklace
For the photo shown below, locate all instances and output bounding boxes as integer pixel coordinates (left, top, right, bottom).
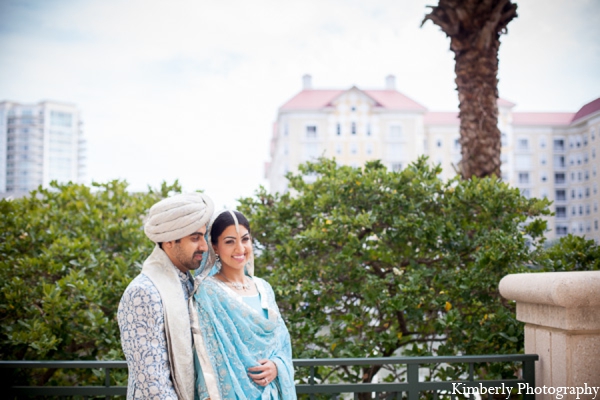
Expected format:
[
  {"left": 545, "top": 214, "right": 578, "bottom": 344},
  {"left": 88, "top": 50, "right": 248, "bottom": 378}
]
[{"left": 219, "top": 272, "right": 251, "bottom": 291}]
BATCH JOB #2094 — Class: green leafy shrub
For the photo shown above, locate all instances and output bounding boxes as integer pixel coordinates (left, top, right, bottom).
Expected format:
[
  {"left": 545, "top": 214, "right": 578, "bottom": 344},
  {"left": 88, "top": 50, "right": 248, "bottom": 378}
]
[
  {"left": 239, "top": 157, "right": 555, "bottom": 384},
  {"left": 0, "top": 180, "right": 181, "bottom": 387}
]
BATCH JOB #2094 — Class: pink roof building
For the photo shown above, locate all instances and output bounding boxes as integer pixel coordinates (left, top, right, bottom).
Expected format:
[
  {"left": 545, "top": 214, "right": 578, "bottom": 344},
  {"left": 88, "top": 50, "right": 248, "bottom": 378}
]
[{"left": 266, "top": 76, "right": 600, "bottom": 242}]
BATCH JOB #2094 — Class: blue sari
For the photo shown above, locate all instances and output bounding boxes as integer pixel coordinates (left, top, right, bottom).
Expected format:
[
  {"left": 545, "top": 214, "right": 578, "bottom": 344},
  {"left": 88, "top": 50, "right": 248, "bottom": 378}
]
[{"left": 192, "top": 275, "right": 296, "bottom": 400}]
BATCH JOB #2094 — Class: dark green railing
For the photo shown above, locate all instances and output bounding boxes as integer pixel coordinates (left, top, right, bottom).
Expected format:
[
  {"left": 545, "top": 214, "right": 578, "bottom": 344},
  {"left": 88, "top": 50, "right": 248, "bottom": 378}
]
[{"left": 1, "top": 354, "right": 537, "bottom": 399}]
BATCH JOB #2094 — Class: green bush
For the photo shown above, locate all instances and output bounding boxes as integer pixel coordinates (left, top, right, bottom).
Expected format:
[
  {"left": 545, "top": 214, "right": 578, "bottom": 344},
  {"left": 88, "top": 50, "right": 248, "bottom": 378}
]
[
  {"left": 1, "top": 159, "right": 598, "bottom": 388},
  {"left": 0, "top": 180, "right": 180, "bottom": 386},
  {"left": 237, "top": 157, "right": 582, "bottom": 383}
]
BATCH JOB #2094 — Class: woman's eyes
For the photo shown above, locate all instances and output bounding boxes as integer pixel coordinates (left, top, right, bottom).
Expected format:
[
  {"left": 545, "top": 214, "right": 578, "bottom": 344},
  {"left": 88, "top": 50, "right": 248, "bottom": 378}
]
[{"left": 223, "top": 237, "right": 250, "bottom": 245}]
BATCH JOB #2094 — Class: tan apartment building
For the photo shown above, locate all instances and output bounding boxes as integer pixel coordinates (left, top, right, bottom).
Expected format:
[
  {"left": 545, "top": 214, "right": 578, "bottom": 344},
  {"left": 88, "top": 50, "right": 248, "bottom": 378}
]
[{"left": 265, "top": 75, "right": 600, "bottom": 242}]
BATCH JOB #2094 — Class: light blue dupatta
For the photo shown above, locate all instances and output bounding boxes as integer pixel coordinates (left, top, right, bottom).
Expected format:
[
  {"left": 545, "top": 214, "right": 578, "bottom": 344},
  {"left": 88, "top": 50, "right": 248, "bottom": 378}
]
[{"left": 192, "top": 275, "right": 296, "bottom": 400}]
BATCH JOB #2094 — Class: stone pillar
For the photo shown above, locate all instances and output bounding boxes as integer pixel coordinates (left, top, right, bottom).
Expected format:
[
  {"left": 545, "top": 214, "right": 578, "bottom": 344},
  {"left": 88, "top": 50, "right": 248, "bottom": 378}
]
[{"left": 499, "top": 271, "right": 600, "bottom": 399}]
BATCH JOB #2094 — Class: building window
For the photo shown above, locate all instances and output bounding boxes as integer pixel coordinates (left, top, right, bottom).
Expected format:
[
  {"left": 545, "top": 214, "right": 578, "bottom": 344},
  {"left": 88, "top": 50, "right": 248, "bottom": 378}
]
[
  {"left": 50, "top": 111, "right": 72, "bottom": 127},
  {"left": 517, "top": 138, "right": 529, "bottom": 150},
  {"left": 351, "top": 106, "right": 356, "bottom": 112},
  {"left": 336, "top": 123, "right": 341, "bottom": 136},
  {"left": 556, "top": 206, "right": 567, "bottom": 218},
  {"left": 595, "top": 220, "right": 598, "bottom": 230},
  {"left": 518, "top": 172, "right": 529, "bottom": 184},
  {"left": 521, "top": 188, "right": 531, "bottom": 198},
  {"left": 541, "top": 173, "right": 547, "bottom": 182},
  {"left": 336, "top": 144, "right": 342, "bottom": 155},
  {"left": 366, "top": 143, "right": 372, "bottom": 155},
  {"left": 454, "top": 138, "right": 461, "bottom": 151},
  {"left": 366, "top": 124, "right": 371, "bottom": 136},
  {"left": 572, "top": 206, "right": 576, "bottom": 216},
  {"left": 584, "top": 134, "right": 588, "bottom": 146},
  {"left": 553, "top": 155, "right": 565, "bottom": 168},
  {"left": 555, "top": 190, "right": 566, "bottom": 201},
  {"left": 284, "top": 124, "right": 289, "bottom": 137},
  {"left": 389, "top": 126, "right": 403, "bottom": 139},
  {"left": 540, "top": 155, "right": 547, "bottom": 165},
  {"left": 387, "top": 143, "right": 403, "bottom": 159},
  {"left": 304, "top": 143, "right": 319, "bottom": 159},
  {"left": 571, "top": 189, "right": 576, "bottom": 199},
  {"left": 501, "top": 133, "right": 508, "bottom": 147},
  {"left": 391, "top": 163, "right": 402, "bottom": 172},
  {"left": 306, "top": 125, "right": 317, "bottom": 138},
  {"left": 579, "top": 206, "right": 583, "bottom": 215},
  {"left": 586, "top": 205, "right": 591, "bottom": 215},
  {"left": 539, "top": 136, "right": 546, "bottom": 148},
  {"left": 554, "top": 173, "right": 566, "bottom": 184},
  {"left": 586, "top": 187, "right": 590, "bottom": 197},
  {"left": 351, "top": 122, "right": 356, "bottom": 135},
  {"left": 351, "top": 144, "right": 357, "bottom": 155},
  {"left": 556, "top": 225, "right": 568, "bottom": 236},
  {"left": 554, "top": 139, "right": 565, "bottom": 151}
]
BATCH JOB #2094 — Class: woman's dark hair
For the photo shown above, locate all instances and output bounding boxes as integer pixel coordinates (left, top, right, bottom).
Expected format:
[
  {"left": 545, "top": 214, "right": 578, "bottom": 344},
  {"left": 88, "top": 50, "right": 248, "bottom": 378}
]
[{"left": 209, "top": 211, "right": 251, "bottom": 244}]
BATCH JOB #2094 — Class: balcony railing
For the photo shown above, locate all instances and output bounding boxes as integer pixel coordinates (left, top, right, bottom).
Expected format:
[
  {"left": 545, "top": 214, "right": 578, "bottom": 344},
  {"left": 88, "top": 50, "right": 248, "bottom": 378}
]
[{"left": 1, "top": 354, "right": 537, "bottom": 399}]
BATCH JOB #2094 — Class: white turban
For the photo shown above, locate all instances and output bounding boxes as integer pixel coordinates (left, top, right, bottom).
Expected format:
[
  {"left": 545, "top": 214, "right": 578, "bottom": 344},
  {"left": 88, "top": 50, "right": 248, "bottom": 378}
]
[{"left": 144, "top": 193, "right": 214, "bottom": 243}]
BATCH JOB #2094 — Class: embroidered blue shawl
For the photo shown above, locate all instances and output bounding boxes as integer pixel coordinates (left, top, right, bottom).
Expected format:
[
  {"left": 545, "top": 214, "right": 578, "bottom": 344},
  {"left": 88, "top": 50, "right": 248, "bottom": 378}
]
[{"left": 192, "top": 275, "right": 296, "bottom": 400}]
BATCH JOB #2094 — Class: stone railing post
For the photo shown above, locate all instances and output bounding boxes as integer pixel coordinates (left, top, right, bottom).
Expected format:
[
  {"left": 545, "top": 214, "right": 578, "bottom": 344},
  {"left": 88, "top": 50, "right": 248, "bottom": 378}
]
[{"left": 499, "top": 271, "right": 600, "bottom": 397}]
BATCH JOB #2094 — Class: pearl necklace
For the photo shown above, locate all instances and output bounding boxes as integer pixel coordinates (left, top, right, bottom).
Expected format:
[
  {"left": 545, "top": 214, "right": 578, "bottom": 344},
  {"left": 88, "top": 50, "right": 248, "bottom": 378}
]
[{"left": 219, "top": 272, "right": 251, "bottom": 291}]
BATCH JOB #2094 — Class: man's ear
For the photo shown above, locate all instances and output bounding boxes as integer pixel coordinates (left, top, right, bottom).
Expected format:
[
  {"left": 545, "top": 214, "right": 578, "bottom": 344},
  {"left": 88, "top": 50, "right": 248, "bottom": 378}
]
[{"left": 163, "top": 241, "right": 174, "bottom": 250}]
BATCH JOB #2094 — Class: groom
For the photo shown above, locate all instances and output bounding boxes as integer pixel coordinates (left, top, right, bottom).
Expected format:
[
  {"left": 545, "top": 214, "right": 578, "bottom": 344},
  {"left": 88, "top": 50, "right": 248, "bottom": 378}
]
[{"left": 118, "top": 192, "right": 214, "bottom": 399}]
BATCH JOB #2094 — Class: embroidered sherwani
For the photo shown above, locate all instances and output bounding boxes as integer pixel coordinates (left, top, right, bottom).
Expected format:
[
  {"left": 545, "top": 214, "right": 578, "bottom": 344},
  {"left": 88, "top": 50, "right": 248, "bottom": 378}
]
[{"left": 118, "top": 248, "right": 195, "bottom": 400}]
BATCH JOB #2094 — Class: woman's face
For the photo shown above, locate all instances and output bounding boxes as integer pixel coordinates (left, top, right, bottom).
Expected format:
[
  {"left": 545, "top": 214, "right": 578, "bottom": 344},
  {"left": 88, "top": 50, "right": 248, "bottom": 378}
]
[{"left": 213, "top": 224, "right": 252, "bottom": 271}]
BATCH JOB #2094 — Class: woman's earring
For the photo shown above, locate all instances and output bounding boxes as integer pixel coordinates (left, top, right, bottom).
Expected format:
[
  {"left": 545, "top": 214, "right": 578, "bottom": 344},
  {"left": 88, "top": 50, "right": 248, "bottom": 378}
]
[{"left": 215, "top": 254, "right": 222, "bottom": 272}]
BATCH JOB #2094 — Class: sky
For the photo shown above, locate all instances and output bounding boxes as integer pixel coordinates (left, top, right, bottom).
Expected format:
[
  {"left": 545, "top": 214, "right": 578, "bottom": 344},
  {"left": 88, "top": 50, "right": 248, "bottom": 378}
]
[{"left": 1, "top": 0, "right": 599, "bottom": 209}]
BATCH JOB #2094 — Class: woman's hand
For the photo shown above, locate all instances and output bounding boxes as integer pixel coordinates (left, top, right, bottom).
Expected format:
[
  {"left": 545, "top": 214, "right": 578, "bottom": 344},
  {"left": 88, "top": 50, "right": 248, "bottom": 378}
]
[{"left": 247, "top": 359, "right": 278, "bottom": 387}]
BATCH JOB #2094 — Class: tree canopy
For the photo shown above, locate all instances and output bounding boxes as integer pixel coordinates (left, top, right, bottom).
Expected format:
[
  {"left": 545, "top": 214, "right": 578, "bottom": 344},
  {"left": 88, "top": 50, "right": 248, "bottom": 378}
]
[
  {"left": 1, "top": 161, "right": 598, "bottom": 388},
  {"left": 237, "top": 157, "right": 591, "bottom": 383},
  {"left": 0, "top": 180, "right": 180, "bottom": 386}
]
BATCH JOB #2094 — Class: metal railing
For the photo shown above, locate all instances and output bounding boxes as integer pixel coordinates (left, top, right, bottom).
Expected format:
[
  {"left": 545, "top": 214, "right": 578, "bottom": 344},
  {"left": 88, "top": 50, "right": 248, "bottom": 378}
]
[{"left": 1, "top": 354, "right": 537, "bottom": 399}]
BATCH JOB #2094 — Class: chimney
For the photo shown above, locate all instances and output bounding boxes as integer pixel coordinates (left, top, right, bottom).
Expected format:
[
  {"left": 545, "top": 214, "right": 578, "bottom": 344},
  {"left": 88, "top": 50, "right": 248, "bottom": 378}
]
[
  {"left": 385, "top": 74, "right": 396, "bottom": 90},
  {"left": 303, "top": 74, "right": 312, "bottom": 90}
]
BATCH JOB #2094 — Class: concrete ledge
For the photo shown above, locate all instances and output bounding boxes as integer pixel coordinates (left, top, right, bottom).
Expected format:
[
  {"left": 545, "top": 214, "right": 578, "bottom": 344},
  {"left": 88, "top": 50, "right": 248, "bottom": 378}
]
[
  {"left": 499, "top": 271, "right": 600, "bottom": 390},
  {"left": 515, "top": 303, "right": 600, "bottom": 331},
  {"left": 499, "top": 271, "right": 600, "bottom": 308}
]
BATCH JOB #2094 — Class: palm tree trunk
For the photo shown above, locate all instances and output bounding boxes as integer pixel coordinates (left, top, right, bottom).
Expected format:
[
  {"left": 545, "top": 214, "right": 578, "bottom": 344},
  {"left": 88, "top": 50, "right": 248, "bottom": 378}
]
[
  {"left": 455, "top": 39, "right": 502, "bottom": 179},
  {"left": 422, "top": 0, "right": 517, "bottom": 179}
]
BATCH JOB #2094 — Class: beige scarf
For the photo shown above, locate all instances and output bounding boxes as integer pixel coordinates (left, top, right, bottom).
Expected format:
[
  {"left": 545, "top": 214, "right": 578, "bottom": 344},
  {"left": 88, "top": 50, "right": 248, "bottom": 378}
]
[{"left": 142, "top": 246, "right": 195, "bottom": 400}]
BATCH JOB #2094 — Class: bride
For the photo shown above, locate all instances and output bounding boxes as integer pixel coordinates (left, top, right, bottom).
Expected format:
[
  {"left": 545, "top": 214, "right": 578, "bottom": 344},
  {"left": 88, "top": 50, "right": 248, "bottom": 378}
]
[{"left": 191, "top": 210, "right": 296, "bottom": 400}]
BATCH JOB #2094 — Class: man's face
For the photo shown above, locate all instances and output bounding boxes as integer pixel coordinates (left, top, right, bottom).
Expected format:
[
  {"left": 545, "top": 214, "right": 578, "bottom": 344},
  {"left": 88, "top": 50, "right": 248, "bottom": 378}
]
[{"left": 163, "top": 226, "right": 208, "bottom": 274}]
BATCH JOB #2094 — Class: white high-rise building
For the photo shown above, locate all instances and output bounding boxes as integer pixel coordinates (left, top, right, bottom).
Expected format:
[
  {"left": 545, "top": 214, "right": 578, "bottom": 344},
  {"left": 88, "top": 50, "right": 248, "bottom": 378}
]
[
  {"left": 265, "top": 75, "right": 600, "bottom": 242},
  {"left": 0, "top": 101, "right": 85, "bottom": 196}
]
